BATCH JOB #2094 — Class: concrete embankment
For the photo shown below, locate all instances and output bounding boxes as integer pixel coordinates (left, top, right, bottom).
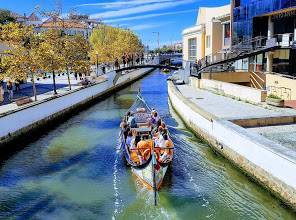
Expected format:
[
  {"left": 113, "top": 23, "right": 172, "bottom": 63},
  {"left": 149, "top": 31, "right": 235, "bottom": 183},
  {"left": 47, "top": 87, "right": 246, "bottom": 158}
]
[
  {"left": 0, "top": 68, "right": 154, "bottom": 149},
  {"left": 168, "top": 81, "right": 296, "bottom": 210}
]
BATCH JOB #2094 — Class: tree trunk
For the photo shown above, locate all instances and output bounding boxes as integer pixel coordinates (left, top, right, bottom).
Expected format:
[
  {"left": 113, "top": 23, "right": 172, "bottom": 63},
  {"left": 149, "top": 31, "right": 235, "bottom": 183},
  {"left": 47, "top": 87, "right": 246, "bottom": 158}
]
[
  {"left": 67, "top": 68, "right": 71, "bottom": 90},
  {"left": 31, "top": 71, "right": 37, "bottom": 101},
  {"left": 52, "top": 70, "right": 57, "bottom": 95}
]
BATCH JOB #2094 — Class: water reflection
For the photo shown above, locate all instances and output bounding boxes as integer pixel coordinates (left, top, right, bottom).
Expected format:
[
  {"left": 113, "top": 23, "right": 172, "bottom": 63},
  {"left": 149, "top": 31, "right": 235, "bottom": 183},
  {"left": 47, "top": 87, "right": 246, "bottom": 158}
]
[{"left": 0, "top": 70, "right": 295, "bottom": 220}]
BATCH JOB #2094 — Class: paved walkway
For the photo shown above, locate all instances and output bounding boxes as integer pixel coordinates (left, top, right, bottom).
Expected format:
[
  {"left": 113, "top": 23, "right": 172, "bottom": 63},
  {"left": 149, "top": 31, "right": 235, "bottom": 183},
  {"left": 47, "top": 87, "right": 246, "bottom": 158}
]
[
  {"left": 1, "top": 74, "right": 80, "bottom": 106},
  {"left": 176, "top": 85, "right": 296, "bottom": 120},
  {"left": 0, "top": 75, "right": 106, "bottom": 115},
  {"left": 176, "top": 84, "right": 296, "bottom": 162}
]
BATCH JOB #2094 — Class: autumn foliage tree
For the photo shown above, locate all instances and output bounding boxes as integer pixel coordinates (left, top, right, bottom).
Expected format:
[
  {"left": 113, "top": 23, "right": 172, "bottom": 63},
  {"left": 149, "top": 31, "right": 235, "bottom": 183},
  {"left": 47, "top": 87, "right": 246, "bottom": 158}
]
[
  {"left": 89, "top": 24, "right": 143, "bottom": 64},
  {"left": 62, "top": 34, "right": 90, "bottom": 90},
  {"left": 0, "top": 23, "right": 39, "bottom": 100},
  {"left": 36, "top": 29, "right": 65, "bottom": 95}
]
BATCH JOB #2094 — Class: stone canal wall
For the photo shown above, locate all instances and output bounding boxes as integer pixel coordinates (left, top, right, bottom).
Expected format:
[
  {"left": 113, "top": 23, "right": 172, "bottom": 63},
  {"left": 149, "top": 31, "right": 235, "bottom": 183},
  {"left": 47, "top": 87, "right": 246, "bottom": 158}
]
[
  {"left": 0, "top": 68, "right": 154, "bottom": 148},
  {"left": 168, "top": 81, "right": 296, "bottom": 210}
]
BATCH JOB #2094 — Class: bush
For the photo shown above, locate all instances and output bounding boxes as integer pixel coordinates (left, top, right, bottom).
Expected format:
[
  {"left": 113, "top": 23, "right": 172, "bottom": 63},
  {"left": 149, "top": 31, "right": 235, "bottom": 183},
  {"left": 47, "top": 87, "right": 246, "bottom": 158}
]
[{"left": 268, "top": 94, "right": 282, "bottom": 100}]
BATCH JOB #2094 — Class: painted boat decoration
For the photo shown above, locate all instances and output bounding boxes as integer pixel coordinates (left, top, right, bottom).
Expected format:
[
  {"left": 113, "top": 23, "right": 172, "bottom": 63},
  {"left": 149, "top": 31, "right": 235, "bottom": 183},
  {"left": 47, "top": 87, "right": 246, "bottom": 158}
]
[{"left": 120, "top": 91, "right": 174, "bottom": 205}]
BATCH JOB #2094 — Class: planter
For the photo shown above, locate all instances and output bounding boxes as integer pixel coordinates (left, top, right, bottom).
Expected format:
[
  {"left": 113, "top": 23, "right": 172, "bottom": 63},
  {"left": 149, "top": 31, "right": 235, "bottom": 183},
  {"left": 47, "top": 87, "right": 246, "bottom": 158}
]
[
  {"left": 15, "top": 96, "right": 33, "bottom": 106},
  {"left": 266, "top": 97, "right": 284, "bottom": 107}
]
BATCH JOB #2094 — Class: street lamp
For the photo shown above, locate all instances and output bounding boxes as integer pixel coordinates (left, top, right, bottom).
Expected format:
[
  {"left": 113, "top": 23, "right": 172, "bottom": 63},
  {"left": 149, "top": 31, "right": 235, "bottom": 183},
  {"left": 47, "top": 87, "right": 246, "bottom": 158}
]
[
  {"left": 95, "top": 52, "right": 99, "bottom": 76},
  {"left": 152, "top": 32, "right": 160, "bottom": 50}
]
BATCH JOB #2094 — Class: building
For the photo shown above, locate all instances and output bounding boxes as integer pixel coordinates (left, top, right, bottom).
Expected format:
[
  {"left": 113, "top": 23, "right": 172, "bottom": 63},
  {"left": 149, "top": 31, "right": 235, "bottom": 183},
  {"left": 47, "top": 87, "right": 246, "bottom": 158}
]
[
  {"left": 182, "top": 5, "right": 231, "bottom": 64},
  {"left": 11, "top": 12, "right": 42, "bottom": 26},
  {"left": 37, "top": 17, "right": 99, "bottom": 39},
  {"left": 232, "top": 0, "right": 296, "bottom": 76}
]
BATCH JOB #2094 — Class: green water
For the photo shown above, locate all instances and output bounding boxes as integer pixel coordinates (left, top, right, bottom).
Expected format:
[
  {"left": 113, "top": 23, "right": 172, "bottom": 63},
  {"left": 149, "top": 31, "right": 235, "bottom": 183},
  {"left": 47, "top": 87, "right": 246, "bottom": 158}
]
[{"left": 0, "top": 70, "right": 295, "bottom": 219}]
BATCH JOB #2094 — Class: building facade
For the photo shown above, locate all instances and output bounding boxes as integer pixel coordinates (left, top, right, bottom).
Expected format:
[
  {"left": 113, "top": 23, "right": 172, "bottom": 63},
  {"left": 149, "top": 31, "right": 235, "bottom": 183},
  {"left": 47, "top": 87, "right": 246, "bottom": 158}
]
[
  {"left": 37, "top": 17, "right": 99, "bottom": 40},
  {"left": 182, "top": 5, "right": 231, "bottom": 64},
  {"left": 232, "top": 0, "right": 296, "bottom": 76}
]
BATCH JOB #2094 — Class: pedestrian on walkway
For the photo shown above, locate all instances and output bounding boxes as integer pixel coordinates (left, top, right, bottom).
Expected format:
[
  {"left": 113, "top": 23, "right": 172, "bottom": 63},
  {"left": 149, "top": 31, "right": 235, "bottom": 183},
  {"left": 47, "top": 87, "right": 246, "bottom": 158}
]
[
  {"left": 126, "top": 55, "right": 130, "bottom": 67},
  {"left": 15, "top": 80, "right": 20, "bottom": 92},
  {"left": 7, "top": 81, "right": 13, "bottom": 102},
  {"left": 141, "top": 53, "right": 144, "bottom": 64},
  {"left": 114, "top": 58, "right": 119, "bottom": 70},
  {"left": 0, "top": 82, "right": 4, "bottom": 103},
  {"left": 122, "top": 53, "right": 126, "bottom": 67},
  {"left": 136, "top": 54, "right": 140, "bottom": 65}
]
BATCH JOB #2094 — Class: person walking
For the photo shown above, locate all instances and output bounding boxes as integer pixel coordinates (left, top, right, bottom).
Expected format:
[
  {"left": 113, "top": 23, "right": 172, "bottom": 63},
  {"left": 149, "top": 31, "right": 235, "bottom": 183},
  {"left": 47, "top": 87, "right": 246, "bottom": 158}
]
[
  {"left": 7, "top": 81, "right": 13, "bottom": 102},
  {"left": 141, "top": 53, "right": 144, "bottom": 64},
  {"left": 136, "top": 54, "right": 140, "bottom": 65},
  {"left": 122, "top": 53, "right": 126, "bottom": 68},
  {"left": 126, "top": 55, "right": 130, "bottom": 67},
  {"left": 0, "top": 82, "right": 4, "bottom": 104},
  {"left": 114, "top": 58, "right": 119, "bottom": 70},
  {"left": 15, "top": 80, "right": 20, "bottom": 92}
]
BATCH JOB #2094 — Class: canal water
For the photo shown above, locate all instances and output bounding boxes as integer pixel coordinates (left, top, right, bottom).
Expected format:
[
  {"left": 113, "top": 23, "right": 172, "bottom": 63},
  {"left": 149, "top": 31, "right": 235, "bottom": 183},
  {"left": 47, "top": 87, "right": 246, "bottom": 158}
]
[{"left": 0, "top": 70, "right": 295, "bottom": 220}]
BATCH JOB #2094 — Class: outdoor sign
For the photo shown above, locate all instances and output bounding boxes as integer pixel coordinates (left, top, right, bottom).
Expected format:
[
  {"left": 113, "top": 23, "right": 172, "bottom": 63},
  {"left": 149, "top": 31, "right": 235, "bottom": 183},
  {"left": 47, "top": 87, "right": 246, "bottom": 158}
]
[{"left": 282, "top": 34, "right": 290, "bottom": 47}]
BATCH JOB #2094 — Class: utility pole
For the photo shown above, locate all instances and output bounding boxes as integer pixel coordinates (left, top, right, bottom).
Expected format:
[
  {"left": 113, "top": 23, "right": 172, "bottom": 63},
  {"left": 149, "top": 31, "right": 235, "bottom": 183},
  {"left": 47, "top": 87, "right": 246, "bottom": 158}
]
[{"left": 153, "top": 32, "right": 160, "bottom": 49}]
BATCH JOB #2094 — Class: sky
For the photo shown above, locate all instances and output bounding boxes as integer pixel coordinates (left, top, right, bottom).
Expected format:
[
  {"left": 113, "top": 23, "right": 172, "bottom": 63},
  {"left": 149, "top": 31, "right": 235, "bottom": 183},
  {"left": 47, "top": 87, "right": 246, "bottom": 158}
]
[{"left": 0, "top": 0, "right": 230, "bottom": 49}]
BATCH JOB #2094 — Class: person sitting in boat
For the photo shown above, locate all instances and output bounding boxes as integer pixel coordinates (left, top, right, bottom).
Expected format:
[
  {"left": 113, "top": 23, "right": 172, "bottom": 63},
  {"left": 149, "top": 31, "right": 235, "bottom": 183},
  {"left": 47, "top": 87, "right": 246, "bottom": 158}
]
[
  {"left": 137, "top": 136, "right": 152, "bottom": 163},
  {"left": 153, "top": 126, "right": 163, "bottom": 143},
  {"left": 159, "top": 134, "right": 174, "bottom": 163},
  {"left": 152, "top": 119, "right": 162, "bottom": 135},
  {"left": 120, "top": 120, "right": 127, "bottom": 129},
  {"left": 151, "top": 111, "right": 160, "bottom": 125},
  {"left": 126, "top": 130, "right": 133, "bottom": 147},
  {"left": 127, "top": 114, "right": 137, "bottom": 128}
]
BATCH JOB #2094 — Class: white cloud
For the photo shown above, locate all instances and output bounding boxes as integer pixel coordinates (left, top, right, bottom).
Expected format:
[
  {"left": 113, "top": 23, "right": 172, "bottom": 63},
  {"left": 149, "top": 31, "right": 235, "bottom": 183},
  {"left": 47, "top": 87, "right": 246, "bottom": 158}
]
[
  {"left": 104, "top": 9, "right": 196, "bottom": 23},
  {"left": 129, "top": 22, "right": 171, "bottom": 31},
  {"left": 89, "top": 0, "right": 195, "bottom": 19},
  {"left": 77, "top": 0, "right": 172, "bottom": 9}
]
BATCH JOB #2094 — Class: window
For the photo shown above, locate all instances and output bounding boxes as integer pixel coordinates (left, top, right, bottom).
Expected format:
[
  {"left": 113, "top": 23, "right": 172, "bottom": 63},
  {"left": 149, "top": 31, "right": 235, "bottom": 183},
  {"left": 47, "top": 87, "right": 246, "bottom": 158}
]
[
  {"left": 206, "top": 36, "right": 211, "bottom": 48},
  {"left": 224, "top": 23, "right": 231, "bottom": 46},
  {"left": 188, "top": 38, "right": 197, "bottom": 61},
  {"left": 234, "top": 0, "right": 240, "bottom": 7}
]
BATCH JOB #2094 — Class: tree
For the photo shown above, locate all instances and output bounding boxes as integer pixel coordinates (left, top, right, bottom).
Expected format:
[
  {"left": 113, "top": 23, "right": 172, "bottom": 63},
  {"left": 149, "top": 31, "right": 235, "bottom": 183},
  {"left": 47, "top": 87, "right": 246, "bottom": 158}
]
[
  {"left": 61, "top": 34, "right": 90, "bottom": 90},
  {"left": 0, "top": 9, "right": 15, "bottom": 24},
  {"left": 0, "top": 23, "right": 39, "bottom": 101},
  {"left": 90, "top": 24, "right": 143, "bottom": 64},
  {"left": 37, "top": 29, "right": 65, "bottom": 95}
]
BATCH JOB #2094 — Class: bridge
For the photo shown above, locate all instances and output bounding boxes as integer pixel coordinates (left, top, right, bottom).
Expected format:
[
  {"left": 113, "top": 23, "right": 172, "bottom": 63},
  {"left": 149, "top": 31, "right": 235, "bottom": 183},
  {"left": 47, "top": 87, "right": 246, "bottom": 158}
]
[
  {"left": 115, "top": 54, "right": 182, "bottom": 73},
  {"left": 115, "top": 64, "right": 179, "bottom": 73}
]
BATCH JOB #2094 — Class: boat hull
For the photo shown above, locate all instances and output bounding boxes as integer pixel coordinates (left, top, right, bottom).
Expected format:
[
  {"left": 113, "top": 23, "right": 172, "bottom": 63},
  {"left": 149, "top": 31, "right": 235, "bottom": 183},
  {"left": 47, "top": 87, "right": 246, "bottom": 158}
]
[{"left": 132, "top": 160, "right": 168, "bottom": 190}]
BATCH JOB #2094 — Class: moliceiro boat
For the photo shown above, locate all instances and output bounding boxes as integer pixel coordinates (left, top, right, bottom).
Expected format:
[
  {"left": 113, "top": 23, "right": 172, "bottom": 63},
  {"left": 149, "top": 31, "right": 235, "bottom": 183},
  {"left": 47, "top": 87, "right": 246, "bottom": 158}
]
[{"left": 120, "top": 91, "right": 174, "bottom": 205}]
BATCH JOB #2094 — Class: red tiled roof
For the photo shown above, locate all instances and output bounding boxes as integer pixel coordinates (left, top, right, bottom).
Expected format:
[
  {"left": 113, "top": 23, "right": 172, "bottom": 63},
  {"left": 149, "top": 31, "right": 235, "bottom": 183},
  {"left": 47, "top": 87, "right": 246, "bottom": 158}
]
[{"left": 40, "top": 19, "right": 88, "bottom": 29}]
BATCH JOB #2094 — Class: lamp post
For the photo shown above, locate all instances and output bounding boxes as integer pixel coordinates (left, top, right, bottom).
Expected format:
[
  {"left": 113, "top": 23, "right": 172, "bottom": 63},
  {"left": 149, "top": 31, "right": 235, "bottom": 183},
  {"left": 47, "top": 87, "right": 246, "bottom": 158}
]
[
  {"left": 96, "top": 52, "right": 99, "bottom": 76},
  {"left": 153, "top": 32, "right": 160, "bottom": 50}
]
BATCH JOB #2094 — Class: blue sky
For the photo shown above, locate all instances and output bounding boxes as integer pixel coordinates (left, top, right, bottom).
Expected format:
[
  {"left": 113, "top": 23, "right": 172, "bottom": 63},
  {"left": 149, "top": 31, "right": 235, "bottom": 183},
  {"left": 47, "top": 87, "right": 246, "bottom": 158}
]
[{"left": 0, "top": 0, "right": 230, "bottom": 48}]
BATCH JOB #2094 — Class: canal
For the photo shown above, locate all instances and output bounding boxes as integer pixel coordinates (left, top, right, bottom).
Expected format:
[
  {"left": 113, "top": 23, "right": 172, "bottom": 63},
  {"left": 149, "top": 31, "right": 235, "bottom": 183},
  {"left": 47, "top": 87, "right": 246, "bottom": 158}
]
[{"left": 0, "top": 70, "right": 295, "bottom": 219}]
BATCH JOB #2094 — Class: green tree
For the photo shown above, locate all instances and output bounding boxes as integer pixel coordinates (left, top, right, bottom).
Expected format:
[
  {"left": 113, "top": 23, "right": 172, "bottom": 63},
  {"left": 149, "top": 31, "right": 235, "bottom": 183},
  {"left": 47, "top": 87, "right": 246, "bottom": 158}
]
[{"left": 0, "top": 9, "right": 15, "bottom": 24}]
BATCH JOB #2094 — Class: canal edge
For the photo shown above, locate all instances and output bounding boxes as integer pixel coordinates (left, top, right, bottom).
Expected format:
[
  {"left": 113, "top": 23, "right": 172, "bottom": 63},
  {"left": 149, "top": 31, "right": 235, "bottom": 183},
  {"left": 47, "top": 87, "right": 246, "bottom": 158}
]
[
  {"left": 167, "top": 80, "right": 296, "bottom": 211},
  {"left": 0, "top": 68, "right": 156, "bottom": 151}
]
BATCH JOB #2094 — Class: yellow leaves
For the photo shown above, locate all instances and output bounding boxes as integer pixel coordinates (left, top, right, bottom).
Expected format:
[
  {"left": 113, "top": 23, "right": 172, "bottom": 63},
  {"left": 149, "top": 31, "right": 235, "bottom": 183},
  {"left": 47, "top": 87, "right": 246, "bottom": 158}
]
[
  {"left": 89, "top": 24, "right": 143, "bottom": 63},
  {"left": 62, "top": 34, "right": 90, "bottom": 73}
]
